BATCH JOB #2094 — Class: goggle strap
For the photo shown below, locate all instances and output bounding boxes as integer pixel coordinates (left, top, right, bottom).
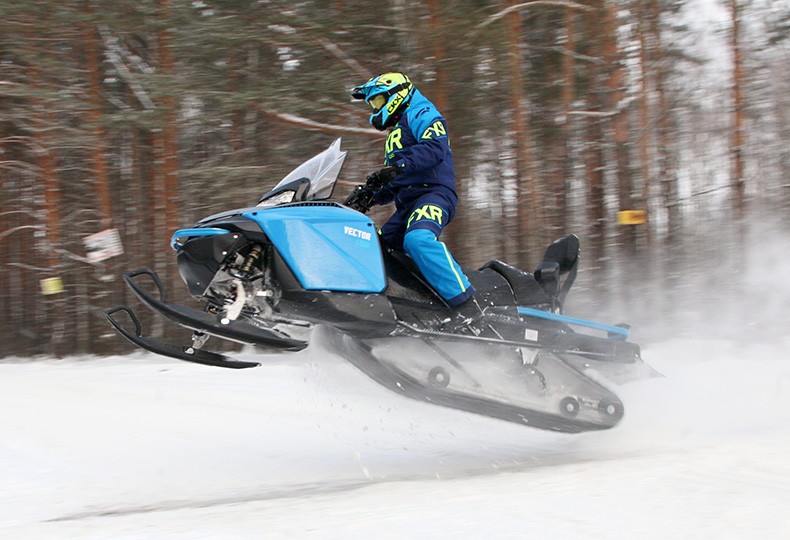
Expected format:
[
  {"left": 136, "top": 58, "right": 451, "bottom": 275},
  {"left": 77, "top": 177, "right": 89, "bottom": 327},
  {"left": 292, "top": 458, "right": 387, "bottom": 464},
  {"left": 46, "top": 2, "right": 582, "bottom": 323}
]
[
  {"left": 365, "top": 81, "right": 411, "bottom": 103},
  {"left": 384, "top": 82, "right": 411, "bottom": 98}
]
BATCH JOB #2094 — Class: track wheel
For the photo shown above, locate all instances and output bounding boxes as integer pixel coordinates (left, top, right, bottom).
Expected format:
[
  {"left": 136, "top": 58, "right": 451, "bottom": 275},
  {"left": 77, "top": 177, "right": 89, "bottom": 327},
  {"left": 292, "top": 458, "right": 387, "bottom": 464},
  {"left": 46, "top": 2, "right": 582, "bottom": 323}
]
[
  {"left": 428, "top": 366, "right": 450, "bottom": 388},
  {"left": 559, "top": 397, "right": 580, "bottom": 417},
  {"left": 598, "top": 399, "right": 624, "bottom": 420}
]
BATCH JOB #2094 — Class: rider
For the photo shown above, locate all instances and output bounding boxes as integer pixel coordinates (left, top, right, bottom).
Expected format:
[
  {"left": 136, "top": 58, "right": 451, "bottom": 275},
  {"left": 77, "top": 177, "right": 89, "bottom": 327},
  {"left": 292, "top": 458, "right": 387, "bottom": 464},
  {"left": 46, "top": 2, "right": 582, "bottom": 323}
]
[{"left": 348, "top": 72, "right": 477, "bottom": 311}]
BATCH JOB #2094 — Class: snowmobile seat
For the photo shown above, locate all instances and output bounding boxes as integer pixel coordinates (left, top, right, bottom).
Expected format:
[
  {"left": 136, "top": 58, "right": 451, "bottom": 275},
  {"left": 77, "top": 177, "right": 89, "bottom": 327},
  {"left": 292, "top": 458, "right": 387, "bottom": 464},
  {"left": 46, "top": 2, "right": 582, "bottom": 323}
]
[
  {"left": 464, "top": 265, "right": 527, "bottom": 308},
  {"left": 478, "top": 260, "right": 552, "bottom": 308}
]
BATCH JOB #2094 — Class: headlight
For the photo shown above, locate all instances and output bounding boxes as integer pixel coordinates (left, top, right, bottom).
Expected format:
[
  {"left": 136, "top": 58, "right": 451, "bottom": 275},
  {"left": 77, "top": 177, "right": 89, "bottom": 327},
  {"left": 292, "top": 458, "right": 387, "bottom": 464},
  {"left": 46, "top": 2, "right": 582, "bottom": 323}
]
[{"left": 257, "top": 190, "right": 295, "bottom": 207}]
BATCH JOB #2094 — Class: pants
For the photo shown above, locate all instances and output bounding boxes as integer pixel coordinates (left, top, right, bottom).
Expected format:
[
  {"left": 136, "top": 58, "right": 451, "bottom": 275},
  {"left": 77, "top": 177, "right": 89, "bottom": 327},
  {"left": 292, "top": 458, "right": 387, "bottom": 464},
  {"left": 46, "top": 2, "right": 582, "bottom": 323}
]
[{"left": 379, "top": 186, "right": 475, "bottom": 307}]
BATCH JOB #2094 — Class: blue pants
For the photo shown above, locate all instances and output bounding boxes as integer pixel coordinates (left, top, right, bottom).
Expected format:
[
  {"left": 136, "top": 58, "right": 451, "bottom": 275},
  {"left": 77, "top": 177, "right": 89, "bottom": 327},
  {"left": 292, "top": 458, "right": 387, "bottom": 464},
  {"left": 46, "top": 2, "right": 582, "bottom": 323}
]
[{"left": 379, "top": 186, "right": 475, "bottom": 307}]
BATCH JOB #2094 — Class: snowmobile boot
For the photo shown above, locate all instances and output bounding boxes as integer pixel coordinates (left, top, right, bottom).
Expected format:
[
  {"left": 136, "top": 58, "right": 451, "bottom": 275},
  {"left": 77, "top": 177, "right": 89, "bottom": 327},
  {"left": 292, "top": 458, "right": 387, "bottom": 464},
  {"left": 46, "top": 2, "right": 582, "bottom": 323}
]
[{"left": 440, "top": 297, "right": 491, "bottom": 336}]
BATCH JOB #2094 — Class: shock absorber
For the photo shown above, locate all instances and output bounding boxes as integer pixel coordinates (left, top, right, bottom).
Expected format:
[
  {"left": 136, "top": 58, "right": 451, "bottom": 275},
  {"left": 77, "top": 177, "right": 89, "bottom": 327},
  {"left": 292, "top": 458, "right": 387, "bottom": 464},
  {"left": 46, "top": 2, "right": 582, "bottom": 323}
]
[{"left": 239, "top": 244, "right": 263, "bottom": 276}]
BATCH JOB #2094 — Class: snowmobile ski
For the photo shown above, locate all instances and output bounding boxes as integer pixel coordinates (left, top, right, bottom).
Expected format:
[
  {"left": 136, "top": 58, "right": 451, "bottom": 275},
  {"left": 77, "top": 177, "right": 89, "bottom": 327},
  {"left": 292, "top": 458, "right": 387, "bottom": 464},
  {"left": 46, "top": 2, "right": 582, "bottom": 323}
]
[
  {"left": 105, "top": 306, "right": 260, "bottom": 369},
  {"left": 120, "top": 268, "right": 307, "bottom": 352}
]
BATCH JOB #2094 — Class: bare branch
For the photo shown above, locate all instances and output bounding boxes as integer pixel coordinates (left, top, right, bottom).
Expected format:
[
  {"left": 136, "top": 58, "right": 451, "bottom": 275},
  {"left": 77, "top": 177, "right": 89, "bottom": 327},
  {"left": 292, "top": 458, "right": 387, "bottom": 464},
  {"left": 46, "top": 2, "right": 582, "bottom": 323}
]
[
  {"left": 0, "top": 224, "right": 43, "bottom": 240},
  {"left": 6, "top": 262, "right": 52, "bottom": 272},
  {"left": 316, "top": 37, "right": 371, "bottom": 80},
  {"left": 256, "top": 106, "right": 384, "bottom": 137},
  {"left": 567, "top": 110, "right": 617, "bottom": 117},
  {"left": 478, "top": 1, "right": 595, "bottom": 29},
  {"left": 0, "top": 160, "right": 40, "bottom": 174},
  {"left": 0, "top": 210, "right": 40, "bottom": 219},
  {"left": 52, "top": 247, "right": 98, "bottom": 266}
]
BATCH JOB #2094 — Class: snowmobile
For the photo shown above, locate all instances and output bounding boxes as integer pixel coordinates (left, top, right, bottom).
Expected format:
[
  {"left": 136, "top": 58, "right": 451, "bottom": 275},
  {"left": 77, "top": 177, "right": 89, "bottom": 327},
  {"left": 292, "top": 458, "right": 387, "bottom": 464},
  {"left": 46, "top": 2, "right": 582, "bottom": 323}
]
[{"left": 106, "top": 139, "right": 655, "bottom": 433}]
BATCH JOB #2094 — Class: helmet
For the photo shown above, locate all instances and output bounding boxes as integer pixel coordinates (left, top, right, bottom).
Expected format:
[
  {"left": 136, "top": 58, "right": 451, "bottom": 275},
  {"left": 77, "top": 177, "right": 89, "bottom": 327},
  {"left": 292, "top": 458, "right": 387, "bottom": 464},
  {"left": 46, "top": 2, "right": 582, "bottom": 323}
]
[{"left": 351, "top": 72, "right": 414, "bottom": 131}]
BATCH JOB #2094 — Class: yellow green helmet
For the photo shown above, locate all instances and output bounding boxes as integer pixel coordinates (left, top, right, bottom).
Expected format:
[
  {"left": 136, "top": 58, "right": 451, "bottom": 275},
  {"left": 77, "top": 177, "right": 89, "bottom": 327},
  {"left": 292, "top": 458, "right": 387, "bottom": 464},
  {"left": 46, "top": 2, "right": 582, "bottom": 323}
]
[{"left": 351, "top": 72, "right": 414, "bottom": 131}]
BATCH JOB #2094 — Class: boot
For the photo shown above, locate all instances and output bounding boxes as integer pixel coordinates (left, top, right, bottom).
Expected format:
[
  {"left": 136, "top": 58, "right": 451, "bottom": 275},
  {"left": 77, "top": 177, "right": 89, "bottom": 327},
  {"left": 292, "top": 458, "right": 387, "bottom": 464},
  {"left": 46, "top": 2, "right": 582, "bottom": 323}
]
[{"left": 440, "top": 297, "right": 487, "bottom": 336}]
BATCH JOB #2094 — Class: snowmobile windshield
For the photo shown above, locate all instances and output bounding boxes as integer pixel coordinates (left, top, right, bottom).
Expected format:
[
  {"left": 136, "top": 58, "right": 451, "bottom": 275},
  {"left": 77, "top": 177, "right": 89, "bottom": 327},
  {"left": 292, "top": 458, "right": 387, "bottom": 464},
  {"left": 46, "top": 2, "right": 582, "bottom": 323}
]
[{"left": 260, "top": 138, "right": 347, "bottom": 206}]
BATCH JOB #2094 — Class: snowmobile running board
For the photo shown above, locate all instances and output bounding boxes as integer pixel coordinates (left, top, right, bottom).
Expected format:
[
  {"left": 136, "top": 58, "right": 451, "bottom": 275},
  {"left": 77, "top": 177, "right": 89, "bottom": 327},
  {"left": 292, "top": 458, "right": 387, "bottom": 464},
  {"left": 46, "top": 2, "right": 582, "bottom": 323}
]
[
  {"left": 105, "top": 306, "right": 260, "bottom": 369},
  {"left": 517, "top": 306, "right": 630, "bottom": 338}
]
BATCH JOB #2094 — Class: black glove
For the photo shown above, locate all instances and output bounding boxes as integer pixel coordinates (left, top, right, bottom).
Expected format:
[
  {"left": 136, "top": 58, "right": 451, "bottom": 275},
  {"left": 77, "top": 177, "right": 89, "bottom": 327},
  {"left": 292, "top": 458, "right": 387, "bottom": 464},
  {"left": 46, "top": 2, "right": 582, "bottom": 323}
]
[
  {"left": 344, "top": 166, "right": 400, "bottom": 213},
  {"left": 344, "top": 183, "right": 377, "bottom": 213},
  {"left": 365, "top": 166, "right": 399, "bottom": 190}
]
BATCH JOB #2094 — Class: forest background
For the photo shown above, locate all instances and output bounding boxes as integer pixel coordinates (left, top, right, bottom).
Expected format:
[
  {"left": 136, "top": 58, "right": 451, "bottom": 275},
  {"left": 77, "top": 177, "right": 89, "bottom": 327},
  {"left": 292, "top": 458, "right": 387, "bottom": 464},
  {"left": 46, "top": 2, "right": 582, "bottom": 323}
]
[{"left": 1, "top": 0, "right": 787, "bottom": 357}]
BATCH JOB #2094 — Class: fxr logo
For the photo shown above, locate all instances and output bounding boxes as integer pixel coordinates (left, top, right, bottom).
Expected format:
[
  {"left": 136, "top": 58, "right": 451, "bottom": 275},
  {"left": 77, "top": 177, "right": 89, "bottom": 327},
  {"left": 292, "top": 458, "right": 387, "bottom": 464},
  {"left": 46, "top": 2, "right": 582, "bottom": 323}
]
[
  {"left": 385, "top": 127, "right": 403, "bottom": 154},
  {"left": 344, "top": 226, "right": 371, "bottom": 241}
]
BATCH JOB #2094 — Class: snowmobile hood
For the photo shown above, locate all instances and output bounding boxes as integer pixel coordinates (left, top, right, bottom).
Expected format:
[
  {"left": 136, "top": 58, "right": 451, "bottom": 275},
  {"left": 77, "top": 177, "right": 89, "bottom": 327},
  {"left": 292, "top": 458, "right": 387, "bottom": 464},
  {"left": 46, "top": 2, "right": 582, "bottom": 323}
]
[{"left": 243, "top": 205, "right": 385, "bottom": 293}]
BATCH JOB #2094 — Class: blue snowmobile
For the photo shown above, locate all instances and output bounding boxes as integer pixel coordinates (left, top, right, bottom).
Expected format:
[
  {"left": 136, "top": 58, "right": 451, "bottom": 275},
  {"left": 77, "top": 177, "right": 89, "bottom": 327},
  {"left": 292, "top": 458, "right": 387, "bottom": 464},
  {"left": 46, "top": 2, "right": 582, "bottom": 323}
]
[{"left": 106, "top": 139, "right": 655, "bottom": 433}]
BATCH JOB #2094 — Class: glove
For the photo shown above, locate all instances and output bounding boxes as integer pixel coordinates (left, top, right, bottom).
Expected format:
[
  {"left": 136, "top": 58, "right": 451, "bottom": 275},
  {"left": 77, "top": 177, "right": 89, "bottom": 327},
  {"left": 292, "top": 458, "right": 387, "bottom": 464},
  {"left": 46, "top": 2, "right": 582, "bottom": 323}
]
[
  {"left": 344, "top": 166, "right": 401, "bottom": 213},
  {"left": 344, "top": 183, "right": 377, "bottom": 213},
  {"left": 365, "top": 166, "right": 399, "bottom": 190}
]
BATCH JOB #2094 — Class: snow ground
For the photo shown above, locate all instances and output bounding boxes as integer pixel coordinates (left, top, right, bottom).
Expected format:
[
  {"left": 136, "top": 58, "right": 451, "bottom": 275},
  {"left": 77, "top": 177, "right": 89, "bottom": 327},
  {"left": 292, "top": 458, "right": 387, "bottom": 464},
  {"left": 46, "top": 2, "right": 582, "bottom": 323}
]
[{"left": 1, "top": 334, "right": 789, "bottom": 539}]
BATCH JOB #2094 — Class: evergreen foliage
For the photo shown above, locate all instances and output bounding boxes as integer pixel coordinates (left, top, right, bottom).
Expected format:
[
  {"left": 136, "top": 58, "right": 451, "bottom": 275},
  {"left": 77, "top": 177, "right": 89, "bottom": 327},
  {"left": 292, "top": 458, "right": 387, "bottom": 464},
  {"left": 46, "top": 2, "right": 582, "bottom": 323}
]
[{"left": 0, "top": 0, "right": 786, "bottom": 356}]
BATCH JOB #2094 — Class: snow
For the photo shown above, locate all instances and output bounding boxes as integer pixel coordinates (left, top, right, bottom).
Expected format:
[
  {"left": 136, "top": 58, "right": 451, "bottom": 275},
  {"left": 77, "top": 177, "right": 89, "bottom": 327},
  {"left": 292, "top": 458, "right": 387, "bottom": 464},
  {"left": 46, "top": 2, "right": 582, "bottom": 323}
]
[{"left": 2, "top": 333, "right": 789, "bottom": 539}]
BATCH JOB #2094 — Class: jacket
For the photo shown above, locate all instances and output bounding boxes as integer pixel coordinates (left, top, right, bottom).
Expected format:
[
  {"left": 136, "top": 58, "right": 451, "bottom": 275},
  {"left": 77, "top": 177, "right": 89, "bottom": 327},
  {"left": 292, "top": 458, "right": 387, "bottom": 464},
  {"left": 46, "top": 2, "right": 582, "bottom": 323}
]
[{"left": 374, "top": 89, "right": 456, "bottom": 206}]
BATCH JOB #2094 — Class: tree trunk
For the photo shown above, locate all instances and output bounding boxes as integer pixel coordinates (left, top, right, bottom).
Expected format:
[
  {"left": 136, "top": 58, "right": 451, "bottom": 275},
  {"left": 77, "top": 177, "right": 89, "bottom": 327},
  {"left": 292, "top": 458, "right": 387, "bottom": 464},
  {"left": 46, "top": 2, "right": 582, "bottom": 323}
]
[
  {"left": 426, "top": 0, "right": 461, "bottom": 256},
  {"left": 27, "top": 40, "right": 64, "bottom": 356},
  {"left": 652, "top": 3, "right": 678, "bottom": 241},
  {"left": 556, "top": 6, "right": 576, "bottom": 237},
  {"left": 83, "top": 3, "right": 114, "bottom": 229},
  {"left": 603, "top": 0, "right": 635, "bottom": 253},
  {"left": 504, "top": 0, "right": 538, "bottom": 267},
  {"left": 426, "top": 0, "right": 448, "bottom": 113},
  {"left": 730, "top": 0, "right": 746, "bottom": 219},
  {"left": 155, "top": 0, "right": 182, "bottom": 312},
  {"left": 584, "top": 63, "right": 606, "bottom": 264},
  {"left": 0, "top": 123, "right": 10, "bottom": 355},
  {"left": 636, "top": 0, "right": 653, "bottom": 246}
]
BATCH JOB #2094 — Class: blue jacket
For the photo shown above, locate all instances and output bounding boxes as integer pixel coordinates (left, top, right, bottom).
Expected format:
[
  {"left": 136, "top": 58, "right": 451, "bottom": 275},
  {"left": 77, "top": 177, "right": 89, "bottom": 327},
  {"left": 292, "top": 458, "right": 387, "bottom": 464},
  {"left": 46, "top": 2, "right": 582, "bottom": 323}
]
[{"left": 374, "top": 89, "right": 456, "bottom": 206}]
